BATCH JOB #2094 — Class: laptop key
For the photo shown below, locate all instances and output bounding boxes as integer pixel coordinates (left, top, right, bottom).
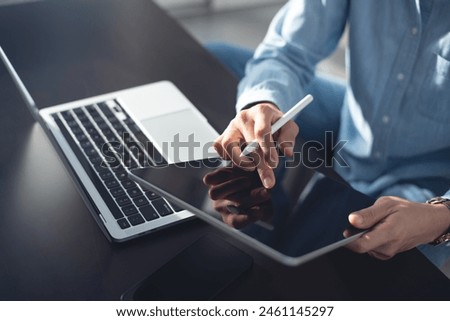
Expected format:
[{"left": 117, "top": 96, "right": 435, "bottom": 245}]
[
  {"left": 98, "top": 102, "right": 114, "bottom": 118},
  {"left": 94, "top": 163, "right": 109, "bottom": 173},
  {"left": 122, "top": 205, "right": 138, "bottom": 216},
  {"left": 85, "top": 127, "right": 98, "bottom": 135},
  {"left": 84, "top": 147, "right": 98, "bottom": 157},
  {"left": 70, "top": 127, "right": 83, "bottom": 135},
  {"left": 78, "top": 115, "right": 88, "bottom": 122},
  {"left": 116, "top": 195, "right": 132, "bottom": 207},
  {"left": 104, "top": 178, "right": 119, "bottom": 189},
  {"left": 124, "top": 158, "right": 138, "bottom": 169},
  {"left": 133, "top": 196, "right": 149, "bottom": 207},
  {"left": 99, "top": 171, "right": 114, "bottom": 180},
  {"left": 66, "top": 120, "right": 78, "bottom": 128},
  {"left": 115, "top": 171, "right": 128, "bottom": 181},
  {"left": 102, "top": 128, "right": 114, "bottom": 136},
  {"left": 122, "top": 179, "right": 136, "bottom": 190},
  {"left": 73, "top": 107, "right": 85, "bottom": 116},
  {"left": 80, "top": 140, "right": 92, "bottom": 149},
  {"left": 81, "top": 120, "right": 93, "bottom": 128},
  {"left": 127, "top": 187, "right": 143, "bottom": 198},
  {"left": 110, "top": 187, "right": 125, "bottom": 198},
  {"left": 91, "top": 133, "right": 103, "bottom": 142},
  {"left": 112, "top": 122, "right": 125, "bottom": 131},
  {"left": 98, "top": 122, "right": 110, "bottom": 130},
  {"left": 89, "top": 156, "right": 103, "bottom": 165},
  {"left": 111, "top": 165, "right": 125, "bottom": 172},
  {"left": 145, "top": 190, "right": 160, "bottom": 200},
  {"left": 75, "top": 133, "right": 88, "bottom": 141},
  {"left": 117, "top": 218, "right": 131, "bottom": 229},
  {"left": 86, "top": 105, "right": 97, "bottom": 114},
  {"left": 152, "top": 198, "right": 173, "bottom": 216},
  {"left": 61, "top": 111, "right": 74, "bottom": 121},
  {"left": 140, "top": 205, "right": 159, "bottom": 221},
  {"left": 124, "top": 118, "right": 134, "bottom": 126},
  {"left": 128, "top": 214, "right": 145, "bottom": 226}
]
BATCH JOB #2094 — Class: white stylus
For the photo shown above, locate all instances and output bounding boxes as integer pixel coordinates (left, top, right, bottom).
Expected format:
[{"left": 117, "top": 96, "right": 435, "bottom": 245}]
[{"left": 240, "top": 94, "right": 314, "bottom": 157}]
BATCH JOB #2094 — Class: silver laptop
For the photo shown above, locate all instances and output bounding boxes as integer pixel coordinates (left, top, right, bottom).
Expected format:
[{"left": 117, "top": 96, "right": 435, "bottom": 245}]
[{"left": 0, "top": 46, "right": 219, "bottom": 242}]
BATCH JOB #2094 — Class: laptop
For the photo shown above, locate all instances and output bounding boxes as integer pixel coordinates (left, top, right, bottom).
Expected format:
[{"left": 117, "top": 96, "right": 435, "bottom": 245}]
[
  {"left": 0, "top": 46, "right": 219, "bottom": 242},
  {"left": 129, "top": 157, "right": 375, "bottom": 266}
]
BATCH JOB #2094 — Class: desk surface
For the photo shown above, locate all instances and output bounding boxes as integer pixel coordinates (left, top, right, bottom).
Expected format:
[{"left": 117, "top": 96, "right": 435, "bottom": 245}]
[{"left": 0, "top": 0, "right": 448, "bottom": 300}]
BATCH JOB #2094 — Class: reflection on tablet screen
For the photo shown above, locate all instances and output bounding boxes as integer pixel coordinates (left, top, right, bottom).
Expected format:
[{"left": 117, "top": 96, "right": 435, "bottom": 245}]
[{"left": 130, "top": 157, "right": 375, "bottom": 265}]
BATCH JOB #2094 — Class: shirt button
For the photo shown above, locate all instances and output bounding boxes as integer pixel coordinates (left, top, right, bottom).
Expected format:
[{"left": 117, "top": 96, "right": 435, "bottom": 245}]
[
  {"left": 397, "top": 73, "right": 405, "bottom": 81},
  {"left": 411, "top": 27, "right": 418, "bottom": 35},
  {"left": 382, "top": 115, "right": 390, "bottom": 124},
  {"left": 374, "top": 151, "right": 382, "bottom": 159}
]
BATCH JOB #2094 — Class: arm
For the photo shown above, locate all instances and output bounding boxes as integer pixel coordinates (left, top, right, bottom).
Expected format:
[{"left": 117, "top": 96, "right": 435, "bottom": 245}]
[
  {"left": 237, "top": 0, "right": 349, "bottom": 112},
  {"left": 215, "top": 0, "right": 349, "bottom": 187}
]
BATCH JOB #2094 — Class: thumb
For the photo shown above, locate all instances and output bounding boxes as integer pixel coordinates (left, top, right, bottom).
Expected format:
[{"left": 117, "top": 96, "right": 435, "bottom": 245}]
[{"left": 348, "top": 203, "right": 389, "bottom": 229}]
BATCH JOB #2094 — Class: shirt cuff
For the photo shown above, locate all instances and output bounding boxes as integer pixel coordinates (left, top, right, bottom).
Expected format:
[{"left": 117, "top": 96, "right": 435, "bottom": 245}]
[{"left": 236, "top": 88, "right": 291, "bottom": 113}]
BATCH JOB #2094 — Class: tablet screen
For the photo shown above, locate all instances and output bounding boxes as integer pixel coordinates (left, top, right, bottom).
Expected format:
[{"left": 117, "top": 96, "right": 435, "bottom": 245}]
[{"left": 130, "top": 157, "right": 374, "bottom": 265}]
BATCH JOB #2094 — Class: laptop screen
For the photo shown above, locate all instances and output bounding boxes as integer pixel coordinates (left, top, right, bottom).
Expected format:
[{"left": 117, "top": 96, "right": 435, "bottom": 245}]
[{"left": 130, "top": 157, "right": 374, "bottom": 265}]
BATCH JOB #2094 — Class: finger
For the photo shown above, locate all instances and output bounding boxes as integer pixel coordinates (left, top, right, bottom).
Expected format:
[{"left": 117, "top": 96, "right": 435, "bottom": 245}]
[
  {"left": 277, "top": 121, "right": 299, "bottom": 157},
  {"left": 222, "top": 213, "right": 255, "bottom": 229},
  {"left": 208, "top": 177, "right": 252, "bottom": 200},
  {"left": 226, "top": 187, "right": 271, "bottom": 208},
  {"left": 221, "top": 129, "right": 255, "bottom": 170},
  {"left": 348, "top": 199, "right": 393, "bottom": 229},
  {"left": 213, "top": 137, "right": 229, "bottom": 160},
  {"left": 368, "top": 251, "right": 392, "bottom": 261},
  {"left": 345, "top": 227, "right": 390, "bottom": 254},
  {"left": 203, "top": 166, "right": 247, "bottom": 185},
  {"left": 253, "top": 149, "right": 276, "bottom": 189},
  {"left": 253, "top": 109, "right": 279, "bottom": 167}
]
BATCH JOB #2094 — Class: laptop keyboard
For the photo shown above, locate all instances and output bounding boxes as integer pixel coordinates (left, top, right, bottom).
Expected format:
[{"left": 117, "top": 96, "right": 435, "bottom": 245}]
[{"left": 51, "top": 100, "right": 184, "bottom": 231}]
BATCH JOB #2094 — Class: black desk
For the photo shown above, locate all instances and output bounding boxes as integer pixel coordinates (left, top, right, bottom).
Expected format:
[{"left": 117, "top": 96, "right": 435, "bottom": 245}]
[{"left": 0, "top": 0, "right": 448, "bottom": 300}]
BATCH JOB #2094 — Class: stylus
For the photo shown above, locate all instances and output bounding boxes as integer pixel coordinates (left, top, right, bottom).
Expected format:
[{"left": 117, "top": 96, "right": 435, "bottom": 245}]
[{"left": 240, "top": 94, "right": 314, "bottom": 157}]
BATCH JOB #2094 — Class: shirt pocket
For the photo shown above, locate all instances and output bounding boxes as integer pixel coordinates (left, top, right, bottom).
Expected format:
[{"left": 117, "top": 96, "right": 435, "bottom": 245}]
[{"left": 417, "top": 53, "right": 450, "bottom": 122}]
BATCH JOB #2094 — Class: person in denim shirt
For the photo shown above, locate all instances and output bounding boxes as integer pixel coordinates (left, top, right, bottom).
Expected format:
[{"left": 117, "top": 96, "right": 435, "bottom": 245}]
[{"left": 210, "top": 0, "right": 450, "bottom": 267}]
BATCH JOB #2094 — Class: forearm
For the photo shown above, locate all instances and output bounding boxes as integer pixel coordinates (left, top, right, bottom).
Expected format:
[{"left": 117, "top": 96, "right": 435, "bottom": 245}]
[{"left": 237, "top": 0, "right": 349, "bottom": 112}]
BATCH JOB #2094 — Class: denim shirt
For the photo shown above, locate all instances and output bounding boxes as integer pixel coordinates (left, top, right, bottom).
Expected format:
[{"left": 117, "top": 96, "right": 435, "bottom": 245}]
[{"left": 236, "top": 0, "right": 450, "bottom": 201}]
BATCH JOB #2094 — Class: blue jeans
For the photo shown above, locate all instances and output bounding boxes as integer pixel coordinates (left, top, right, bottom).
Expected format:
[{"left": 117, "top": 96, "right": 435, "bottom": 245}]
[{"left": 206, "top": 42, "right": 450, "bottom": 272}]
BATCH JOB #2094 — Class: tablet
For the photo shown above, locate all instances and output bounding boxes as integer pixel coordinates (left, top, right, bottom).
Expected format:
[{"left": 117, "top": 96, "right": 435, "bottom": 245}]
[{"left": 130, "top": 157, "right": 374, "bottom": 266}]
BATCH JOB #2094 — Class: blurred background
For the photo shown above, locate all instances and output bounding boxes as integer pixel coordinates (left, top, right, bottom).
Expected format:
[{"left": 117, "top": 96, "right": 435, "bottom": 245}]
[
  {"left": 4, "top": 0, "right": 346, "bottom": 79},
  {"left": 155, "top": 0, "right": 346, "bottom": 79}
]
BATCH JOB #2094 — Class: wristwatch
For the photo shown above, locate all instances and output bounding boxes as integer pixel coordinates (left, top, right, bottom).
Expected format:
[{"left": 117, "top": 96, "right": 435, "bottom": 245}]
[{"left": 426, "top": 197, "right": 450, "bottom": 245}]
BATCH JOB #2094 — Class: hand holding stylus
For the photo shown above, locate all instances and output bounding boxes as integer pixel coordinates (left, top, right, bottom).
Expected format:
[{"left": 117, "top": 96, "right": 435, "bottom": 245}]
[{"left": 214, "top": 95, "right": 313, "bottom": 189}]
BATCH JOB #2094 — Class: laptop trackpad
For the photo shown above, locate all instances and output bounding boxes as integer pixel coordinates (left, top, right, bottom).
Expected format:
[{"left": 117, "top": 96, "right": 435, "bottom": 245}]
[{"left": 140, "top": 109, "right": 219, "bottom": 163}]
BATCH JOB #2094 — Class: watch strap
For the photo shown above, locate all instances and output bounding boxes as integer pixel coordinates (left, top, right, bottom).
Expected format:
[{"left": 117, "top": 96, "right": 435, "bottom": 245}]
[{"left": 426, "top": 197, "right": 450, "bottom": 245}]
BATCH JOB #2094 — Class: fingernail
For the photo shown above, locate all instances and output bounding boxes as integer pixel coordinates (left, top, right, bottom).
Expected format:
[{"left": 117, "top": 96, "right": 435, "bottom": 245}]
[
  {"left": 349, "top": 213, "right": 363, "bottom": 225},
  {"left": 271, "top": 156, "right": 278, "bottom": 167},
  {"left": 263, "top": 177, "right": 273, "bottom": 188},
  {"left": 286, "top": 147, "right": 294, "bottom": 156}
]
